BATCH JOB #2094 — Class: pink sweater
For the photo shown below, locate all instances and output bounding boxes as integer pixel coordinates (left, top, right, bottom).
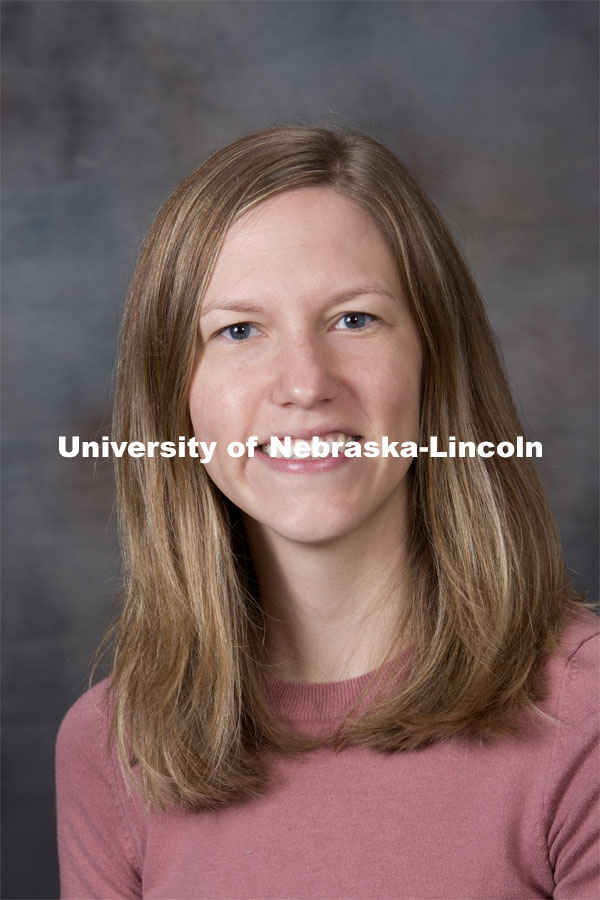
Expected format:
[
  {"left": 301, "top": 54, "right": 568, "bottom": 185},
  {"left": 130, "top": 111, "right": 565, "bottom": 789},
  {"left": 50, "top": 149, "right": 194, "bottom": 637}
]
[{"left": 56, "top": 608, "right": 600, "bottom": 899}]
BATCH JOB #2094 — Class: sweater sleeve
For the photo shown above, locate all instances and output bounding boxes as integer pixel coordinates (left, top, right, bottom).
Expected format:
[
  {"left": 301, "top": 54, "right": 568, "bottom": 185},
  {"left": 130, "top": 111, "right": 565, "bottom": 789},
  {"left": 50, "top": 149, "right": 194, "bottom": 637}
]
[
  {"left": 55, "top": 683, "right": 142, "bottom": 899},
  {"left": 545, "top": 632, "right": 600, "bottom": 900}
]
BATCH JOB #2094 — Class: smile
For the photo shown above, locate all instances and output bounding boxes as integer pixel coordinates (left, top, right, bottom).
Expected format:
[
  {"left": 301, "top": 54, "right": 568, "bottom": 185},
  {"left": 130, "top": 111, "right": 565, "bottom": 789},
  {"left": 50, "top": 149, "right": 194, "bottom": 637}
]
[{"left": 260, "top": 432, "right": 362, "bottom": 459}]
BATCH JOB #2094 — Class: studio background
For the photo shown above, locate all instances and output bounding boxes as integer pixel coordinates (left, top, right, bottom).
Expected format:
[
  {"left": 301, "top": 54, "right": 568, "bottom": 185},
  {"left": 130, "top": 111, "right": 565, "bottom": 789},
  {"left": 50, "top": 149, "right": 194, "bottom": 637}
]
[{"left": 2, "top": 2, "right": 598, "bottom": 897}]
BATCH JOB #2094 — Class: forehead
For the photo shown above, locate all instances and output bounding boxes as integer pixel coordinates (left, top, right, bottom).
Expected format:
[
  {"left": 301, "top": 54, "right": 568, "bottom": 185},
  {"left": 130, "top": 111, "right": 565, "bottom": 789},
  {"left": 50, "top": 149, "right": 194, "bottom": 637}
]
[{"left": 204, "top": 187, "right": 401, "bottom": 300}]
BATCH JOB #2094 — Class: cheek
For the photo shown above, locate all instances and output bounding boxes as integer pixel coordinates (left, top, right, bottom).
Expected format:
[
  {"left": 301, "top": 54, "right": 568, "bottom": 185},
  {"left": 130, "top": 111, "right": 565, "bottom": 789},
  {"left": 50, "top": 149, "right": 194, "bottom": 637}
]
[
  {"left": 375, "top": 358, "right": 421, "bottom": 417},
  {"left": 189, "top": 365, "right": 230, "bottom": 439},
  {"left": 394, "top": 340, "right": 422, "bottom": 410},
  {"left": 188, "top": 383, "right": 208, "bottom": 438},
  {"left": 189, "top": 360, "right": 258, "bottom": 438},
  {"left": 189, "top": 377, "right": 221, "bottom": 447}
]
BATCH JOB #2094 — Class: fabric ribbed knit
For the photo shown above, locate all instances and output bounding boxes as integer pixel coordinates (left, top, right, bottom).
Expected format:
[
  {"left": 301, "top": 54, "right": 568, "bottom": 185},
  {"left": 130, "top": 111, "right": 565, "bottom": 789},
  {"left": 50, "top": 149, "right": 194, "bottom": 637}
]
[{"left": 56, "top": 608, "right": 600, "bottom": 899}]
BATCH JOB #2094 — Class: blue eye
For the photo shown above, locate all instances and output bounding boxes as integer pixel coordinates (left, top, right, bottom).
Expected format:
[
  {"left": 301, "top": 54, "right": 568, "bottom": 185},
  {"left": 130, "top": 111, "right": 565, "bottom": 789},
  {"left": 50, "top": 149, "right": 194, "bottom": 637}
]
[
  {"left": 335, "top": 313, "right": 374, "bottom": 330},
  {"left": 220, "top": 323, "right": 257, "bottom": 341}
]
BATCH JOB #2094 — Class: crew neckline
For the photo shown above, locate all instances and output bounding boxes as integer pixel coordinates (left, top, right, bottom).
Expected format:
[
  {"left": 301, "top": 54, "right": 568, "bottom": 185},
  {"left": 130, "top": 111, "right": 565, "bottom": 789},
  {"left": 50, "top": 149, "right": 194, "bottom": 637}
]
[{"left": 260, "top": 652, "right": 410, "bottom": 722}]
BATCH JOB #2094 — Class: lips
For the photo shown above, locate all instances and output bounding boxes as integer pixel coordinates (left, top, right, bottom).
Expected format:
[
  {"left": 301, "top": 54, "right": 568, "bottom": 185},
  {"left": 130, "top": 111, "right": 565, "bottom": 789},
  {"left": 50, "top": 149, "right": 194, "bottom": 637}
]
[
  {"left": 256, "top": 426, "right": 362, "bottom": 443},
  {"left": 260, "top": 431, "right": 362, "bottom": 459}
]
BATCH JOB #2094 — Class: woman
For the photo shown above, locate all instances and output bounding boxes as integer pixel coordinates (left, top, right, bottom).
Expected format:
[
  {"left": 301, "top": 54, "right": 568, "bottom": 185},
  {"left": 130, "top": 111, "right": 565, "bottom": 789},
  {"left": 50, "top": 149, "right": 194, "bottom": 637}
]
[{"left": 56, "top": 124, "right": 599, "bottom": 899}]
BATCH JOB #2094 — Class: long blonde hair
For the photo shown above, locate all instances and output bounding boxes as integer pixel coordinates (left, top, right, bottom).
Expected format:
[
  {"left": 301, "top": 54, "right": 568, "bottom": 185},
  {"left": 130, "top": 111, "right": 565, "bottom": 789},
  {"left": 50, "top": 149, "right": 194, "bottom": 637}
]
[{"left": 104, "top": 123, "right": 590, "bottom": 811}]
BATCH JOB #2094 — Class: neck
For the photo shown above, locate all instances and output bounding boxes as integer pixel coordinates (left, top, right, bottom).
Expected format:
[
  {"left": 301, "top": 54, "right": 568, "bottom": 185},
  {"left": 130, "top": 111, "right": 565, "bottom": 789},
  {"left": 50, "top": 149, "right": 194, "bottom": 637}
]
[{"left": 244, "top": 499, "right": 410, "bottom": 683}]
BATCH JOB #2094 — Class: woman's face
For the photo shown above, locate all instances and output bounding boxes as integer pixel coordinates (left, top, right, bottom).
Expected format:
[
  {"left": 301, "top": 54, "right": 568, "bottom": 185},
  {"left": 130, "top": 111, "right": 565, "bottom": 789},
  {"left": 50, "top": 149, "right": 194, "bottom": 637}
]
[{"left": 189, "top": 186, "right": 422, "bottom": 546}]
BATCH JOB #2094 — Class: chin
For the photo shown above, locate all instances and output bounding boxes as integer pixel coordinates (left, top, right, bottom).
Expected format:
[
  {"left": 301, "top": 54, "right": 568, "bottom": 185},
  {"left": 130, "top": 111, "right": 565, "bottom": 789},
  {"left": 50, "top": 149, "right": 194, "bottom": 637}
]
[{"left": 256, "top": 509, "right": 366, "bottom": 546}]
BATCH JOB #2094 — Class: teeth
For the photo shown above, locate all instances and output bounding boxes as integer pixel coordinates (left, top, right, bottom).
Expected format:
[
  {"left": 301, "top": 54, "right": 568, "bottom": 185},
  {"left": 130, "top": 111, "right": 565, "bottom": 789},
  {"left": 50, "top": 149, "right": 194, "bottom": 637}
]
[{"left": 261, "top": 433, "right": 360, "bottom": 458}]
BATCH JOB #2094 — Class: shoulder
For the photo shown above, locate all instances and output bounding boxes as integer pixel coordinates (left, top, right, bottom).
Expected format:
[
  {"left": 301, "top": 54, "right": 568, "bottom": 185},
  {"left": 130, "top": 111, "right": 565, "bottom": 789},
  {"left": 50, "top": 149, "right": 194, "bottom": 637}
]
[
  {"left": 56, "top": 677, "right": 113, "bottom": 773},
  {"left": 56, "top": 679, "right": 144, "bottom": 896},
  {"left": 554, "top": 606, "right": 599, "bottom": 727},
  {"left": 55, "top": 677, "right": 131, "bottom": 854},
  {"left": 539, "top": 608, "right": 600, "bottom": 896},
  {"left": 556, "top": 605, "right": 599, "bottom": 659},
  {"left": 546, "top": 606, "right": 599, "bottom": 711},
  {"left": 536, "top": 605, "right": 599, "bottom": 794}
]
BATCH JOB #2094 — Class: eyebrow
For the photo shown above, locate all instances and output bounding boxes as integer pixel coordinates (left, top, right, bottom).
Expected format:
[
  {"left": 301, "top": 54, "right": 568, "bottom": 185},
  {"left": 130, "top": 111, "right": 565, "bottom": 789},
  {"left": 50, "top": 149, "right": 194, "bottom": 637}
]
[{"left": 200, "top": 285, "right": 399, "bottom": 315}]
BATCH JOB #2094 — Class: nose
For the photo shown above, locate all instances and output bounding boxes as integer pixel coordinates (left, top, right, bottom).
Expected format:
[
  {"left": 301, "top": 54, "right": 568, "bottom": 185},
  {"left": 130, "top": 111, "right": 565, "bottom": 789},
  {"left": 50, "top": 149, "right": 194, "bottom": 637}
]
[{"left": 270, "top": 333, "right": 340, "bottom": 409}]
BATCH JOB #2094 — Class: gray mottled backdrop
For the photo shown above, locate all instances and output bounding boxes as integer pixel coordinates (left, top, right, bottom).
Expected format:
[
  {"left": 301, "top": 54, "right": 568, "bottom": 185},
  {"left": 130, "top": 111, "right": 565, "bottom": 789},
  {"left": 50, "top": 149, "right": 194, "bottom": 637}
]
[{"left": 2, "top": 2, "right": 598, "bottom": 897}]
